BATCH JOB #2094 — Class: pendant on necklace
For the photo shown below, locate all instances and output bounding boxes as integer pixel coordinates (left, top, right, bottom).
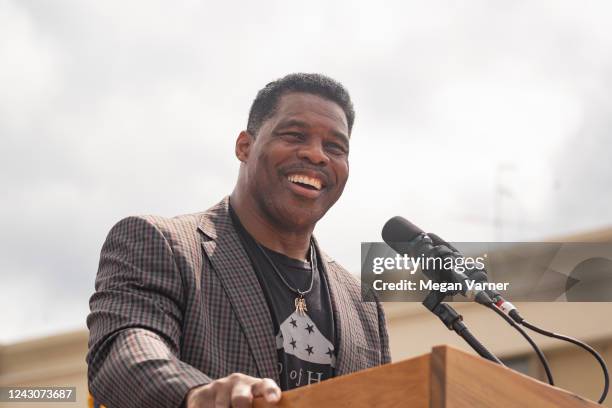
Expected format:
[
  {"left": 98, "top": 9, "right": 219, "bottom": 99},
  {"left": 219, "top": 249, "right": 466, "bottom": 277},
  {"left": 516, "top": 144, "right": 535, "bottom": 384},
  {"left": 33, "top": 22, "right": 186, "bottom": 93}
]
[{"left": 295, "top": 295, "right": 308, "bottom": 315}]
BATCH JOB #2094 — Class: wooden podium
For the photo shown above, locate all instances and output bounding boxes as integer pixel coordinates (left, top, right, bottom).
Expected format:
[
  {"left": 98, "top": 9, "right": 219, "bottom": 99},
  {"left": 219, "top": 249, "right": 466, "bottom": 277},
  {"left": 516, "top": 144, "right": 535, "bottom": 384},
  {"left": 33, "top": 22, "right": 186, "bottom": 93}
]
[{"left": 255, "top": 345, "right": 600, "bottom": 408}]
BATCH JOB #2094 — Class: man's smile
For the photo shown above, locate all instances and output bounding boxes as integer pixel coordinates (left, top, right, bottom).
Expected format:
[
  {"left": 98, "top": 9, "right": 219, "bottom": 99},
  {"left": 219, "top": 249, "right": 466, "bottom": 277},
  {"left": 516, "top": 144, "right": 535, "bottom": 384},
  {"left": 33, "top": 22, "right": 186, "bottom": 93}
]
[
  {"left": 284, "top": 172, "right": 327, "bottom": 199},
  {"left": 281, "top": 167, "right": 331, "bottom": 199},
  {"left": 287, "top": 174, "right": 323, "bottom": 190}
]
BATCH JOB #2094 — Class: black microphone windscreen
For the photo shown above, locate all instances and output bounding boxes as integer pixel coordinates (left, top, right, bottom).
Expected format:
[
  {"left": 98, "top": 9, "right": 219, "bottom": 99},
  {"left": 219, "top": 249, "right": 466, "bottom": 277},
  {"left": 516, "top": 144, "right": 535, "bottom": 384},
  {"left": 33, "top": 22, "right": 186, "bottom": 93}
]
[
  {"left": 381, "top": 216, "right": 424, "bottom": 244},
  {"left": 428, "top": 232, "right": 460, "bottom": 253}
]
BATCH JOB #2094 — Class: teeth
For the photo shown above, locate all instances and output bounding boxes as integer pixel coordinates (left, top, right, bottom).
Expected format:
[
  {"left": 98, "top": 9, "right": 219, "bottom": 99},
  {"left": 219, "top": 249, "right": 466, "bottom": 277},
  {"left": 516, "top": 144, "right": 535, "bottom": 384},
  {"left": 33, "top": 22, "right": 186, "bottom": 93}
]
[{"left": 287, "top": 174, "right": 322, "bottom": 190}]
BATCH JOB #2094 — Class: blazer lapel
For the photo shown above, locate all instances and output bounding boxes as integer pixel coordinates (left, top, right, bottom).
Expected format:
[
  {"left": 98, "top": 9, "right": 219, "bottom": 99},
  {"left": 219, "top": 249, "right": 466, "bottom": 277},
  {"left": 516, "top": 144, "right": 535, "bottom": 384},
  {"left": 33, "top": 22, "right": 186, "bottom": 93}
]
[
  {"left": 316, "top": 244, "right": 363, "bottom": 376},
  {"left": 197, "top": 197, "right": 279, "bottom": 383}
]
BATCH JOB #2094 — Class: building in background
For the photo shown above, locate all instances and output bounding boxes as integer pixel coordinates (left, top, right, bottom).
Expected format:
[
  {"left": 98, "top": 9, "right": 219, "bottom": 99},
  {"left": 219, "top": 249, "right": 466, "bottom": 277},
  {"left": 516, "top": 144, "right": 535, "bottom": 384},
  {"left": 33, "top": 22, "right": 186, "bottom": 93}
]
[
  {"left": 1, "top": 228, "right": 611, "bottom": 407},
  {"left": 0, "top": 331, "right": 89, "bottom": 408}
]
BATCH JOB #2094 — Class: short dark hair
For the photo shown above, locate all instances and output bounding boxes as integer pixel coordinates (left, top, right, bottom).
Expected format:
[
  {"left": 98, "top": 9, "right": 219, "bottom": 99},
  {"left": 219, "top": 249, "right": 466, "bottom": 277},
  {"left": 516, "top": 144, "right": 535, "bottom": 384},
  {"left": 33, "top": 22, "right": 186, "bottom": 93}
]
[{"left": 247, "top": 73, "right": 355, "bottom": 137}]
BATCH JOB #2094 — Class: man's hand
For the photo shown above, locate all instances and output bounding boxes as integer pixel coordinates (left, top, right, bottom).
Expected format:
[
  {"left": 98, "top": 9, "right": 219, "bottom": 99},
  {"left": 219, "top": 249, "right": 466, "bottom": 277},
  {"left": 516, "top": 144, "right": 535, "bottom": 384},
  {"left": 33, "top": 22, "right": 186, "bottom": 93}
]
[{"left": 186, "top": 373, "right": 281, "bottom": 408}]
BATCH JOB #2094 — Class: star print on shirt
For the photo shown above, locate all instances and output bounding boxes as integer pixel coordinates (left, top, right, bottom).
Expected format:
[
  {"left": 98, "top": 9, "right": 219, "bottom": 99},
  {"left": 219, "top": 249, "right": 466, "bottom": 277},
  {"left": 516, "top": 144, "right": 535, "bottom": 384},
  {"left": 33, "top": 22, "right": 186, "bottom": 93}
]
[{"left": 275, "top": 311, "right": 335, "bottom": 367}]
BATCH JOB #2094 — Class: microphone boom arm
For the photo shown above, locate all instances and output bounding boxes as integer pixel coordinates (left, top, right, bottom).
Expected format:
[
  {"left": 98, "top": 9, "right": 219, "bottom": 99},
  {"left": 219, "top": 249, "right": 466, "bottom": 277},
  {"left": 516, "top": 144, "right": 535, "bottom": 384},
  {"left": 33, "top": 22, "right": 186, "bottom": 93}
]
[{"left": 423, "top": 290, "right": 503, "bottom": 365}]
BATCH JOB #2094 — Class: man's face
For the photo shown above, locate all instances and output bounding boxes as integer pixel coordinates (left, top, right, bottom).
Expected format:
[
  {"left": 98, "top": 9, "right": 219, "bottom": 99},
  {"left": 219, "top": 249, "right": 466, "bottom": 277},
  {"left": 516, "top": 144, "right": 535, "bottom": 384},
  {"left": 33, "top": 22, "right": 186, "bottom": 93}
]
[{"left": 239, "top": 92, "right": 350, "bottom": 230}]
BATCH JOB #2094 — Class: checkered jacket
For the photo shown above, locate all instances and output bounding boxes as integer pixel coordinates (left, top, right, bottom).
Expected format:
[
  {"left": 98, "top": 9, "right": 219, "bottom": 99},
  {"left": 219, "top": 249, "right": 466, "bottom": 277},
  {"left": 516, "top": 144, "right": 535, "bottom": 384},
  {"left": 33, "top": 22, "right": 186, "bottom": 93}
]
[{"left": 86, "top": 197, "right": 391, "bottom": 408}]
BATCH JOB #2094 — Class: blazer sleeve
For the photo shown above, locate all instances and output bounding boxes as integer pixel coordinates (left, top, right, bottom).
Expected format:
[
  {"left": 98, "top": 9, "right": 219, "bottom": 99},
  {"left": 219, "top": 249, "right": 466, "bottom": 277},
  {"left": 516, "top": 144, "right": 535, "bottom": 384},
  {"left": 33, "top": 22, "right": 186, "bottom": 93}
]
[{"left": 86, "top": 216, "right": 211, "bottom": 408}]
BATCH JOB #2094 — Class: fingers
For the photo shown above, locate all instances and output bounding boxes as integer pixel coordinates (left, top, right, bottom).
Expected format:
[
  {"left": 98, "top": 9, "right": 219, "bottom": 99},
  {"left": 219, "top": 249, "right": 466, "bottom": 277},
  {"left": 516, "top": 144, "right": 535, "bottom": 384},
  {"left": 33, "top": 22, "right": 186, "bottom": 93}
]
[
  {"left": 187, "top": 374, "right": 281, "bottom": 408},
  {"left": 229, "top": 379, "right": 254, "bottom": 408},
  {"left": 252, "top": 378, "right": 282, "bottom": 404}
]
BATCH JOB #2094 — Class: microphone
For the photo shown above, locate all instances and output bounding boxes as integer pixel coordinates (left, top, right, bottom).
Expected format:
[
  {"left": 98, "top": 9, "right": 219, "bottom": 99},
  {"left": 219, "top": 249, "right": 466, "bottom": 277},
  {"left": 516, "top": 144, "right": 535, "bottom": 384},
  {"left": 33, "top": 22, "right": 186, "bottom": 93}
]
[
  {"left": 427, "top": 232, "right": 525, "bottom": 318},
  {"left": 428, "top": 232, "right": 506, "bottom": 303},
  {"left": 381, "top": 216, "right": 494, "bottom": 305}
]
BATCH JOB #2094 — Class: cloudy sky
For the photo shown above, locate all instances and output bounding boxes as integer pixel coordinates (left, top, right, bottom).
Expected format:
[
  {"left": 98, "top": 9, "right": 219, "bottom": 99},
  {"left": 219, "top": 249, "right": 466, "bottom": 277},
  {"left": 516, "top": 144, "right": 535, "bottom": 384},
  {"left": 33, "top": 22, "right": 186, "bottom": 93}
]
[{"left": 1, "top": 0, "right": 611, "bottom": 343}]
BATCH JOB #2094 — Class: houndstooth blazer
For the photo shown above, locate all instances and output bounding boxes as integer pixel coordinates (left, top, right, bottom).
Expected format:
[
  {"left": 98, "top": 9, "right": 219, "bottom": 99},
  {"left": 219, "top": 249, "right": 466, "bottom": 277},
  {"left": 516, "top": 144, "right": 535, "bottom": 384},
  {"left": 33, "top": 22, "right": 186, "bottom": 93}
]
[{"left": 87, "top": 197, "right": 390, "bottom": 408}]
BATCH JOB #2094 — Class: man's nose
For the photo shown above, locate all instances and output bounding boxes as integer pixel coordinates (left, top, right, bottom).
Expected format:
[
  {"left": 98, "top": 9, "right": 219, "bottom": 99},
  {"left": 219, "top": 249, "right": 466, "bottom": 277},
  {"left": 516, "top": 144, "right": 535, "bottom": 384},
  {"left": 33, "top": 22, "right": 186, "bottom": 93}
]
[{"left": 297, "top": 140, "right": 330, "bottom": 166}]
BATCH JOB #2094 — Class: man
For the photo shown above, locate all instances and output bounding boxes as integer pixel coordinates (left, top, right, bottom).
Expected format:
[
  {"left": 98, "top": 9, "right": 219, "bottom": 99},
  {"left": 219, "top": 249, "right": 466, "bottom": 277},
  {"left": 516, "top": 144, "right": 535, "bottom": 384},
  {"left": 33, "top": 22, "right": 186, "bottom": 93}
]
[{"left": 87, "top": 73, "right": 391, "bottom": 408}]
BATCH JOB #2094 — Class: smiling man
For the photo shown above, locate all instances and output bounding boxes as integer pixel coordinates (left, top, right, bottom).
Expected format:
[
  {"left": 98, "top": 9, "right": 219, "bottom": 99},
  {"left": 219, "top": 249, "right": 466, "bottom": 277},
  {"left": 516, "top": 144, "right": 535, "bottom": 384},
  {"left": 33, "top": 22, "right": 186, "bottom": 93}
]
[{"left": 87, "top": 73, "right": 391, "bottom": 408}]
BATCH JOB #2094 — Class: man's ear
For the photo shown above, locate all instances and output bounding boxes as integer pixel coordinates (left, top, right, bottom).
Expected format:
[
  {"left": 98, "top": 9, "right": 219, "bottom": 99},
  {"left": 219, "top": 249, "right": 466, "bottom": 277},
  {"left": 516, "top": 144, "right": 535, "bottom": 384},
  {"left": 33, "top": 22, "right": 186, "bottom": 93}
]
[{"left": 235, "top": 130, "right": 254, "bottom": 163}]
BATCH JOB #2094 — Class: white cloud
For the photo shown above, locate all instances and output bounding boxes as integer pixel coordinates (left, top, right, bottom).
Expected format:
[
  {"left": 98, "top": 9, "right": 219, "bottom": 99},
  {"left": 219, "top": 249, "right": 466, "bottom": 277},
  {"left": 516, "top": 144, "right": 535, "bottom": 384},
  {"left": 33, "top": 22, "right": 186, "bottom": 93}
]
[{"left": 0, "top": 0, "right": 63, "bottom": 131}]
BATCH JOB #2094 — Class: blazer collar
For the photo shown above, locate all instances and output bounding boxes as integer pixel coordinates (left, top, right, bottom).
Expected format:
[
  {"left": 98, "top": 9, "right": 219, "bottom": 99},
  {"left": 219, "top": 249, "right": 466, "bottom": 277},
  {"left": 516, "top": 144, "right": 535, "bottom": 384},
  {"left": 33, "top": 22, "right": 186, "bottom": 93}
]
[{"left": 196, "top": 197, "right": 277, "bottom": 382}]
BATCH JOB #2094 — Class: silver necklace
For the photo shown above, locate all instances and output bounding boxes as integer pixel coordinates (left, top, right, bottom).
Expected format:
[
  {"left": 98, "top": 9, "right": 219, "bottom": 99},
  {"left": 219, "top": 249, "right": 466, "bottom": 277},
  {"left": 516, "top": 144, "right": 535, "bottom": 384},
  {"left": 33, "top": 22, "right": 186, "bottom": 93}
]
[{"left": 255, "top": 240, "right": 316, "bottom": 315}]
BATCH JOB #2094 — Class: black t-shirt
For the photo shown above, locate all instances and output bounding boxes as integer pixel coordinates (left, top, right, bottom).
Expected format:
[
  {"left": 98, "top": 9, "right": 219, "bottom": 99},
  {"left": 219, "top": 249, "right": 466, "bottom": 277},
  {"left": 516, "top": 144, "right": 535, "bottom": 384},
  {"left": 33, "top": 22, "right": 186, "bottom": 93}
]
[{"left": 229, "top": 206, "right": 336, "bottom": 390}]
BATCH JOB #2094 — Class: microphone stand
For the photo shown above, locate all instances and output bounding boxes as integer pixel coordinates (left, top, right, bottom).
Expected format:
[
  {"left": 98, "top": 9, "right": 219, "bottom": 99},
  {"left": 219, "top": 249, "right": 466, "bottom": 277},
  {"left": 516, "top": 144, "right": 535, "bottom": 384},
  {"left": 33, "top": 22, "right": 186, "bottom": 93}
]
[{"left": 422, "top": 290, "right": 503, "bottom": 365}]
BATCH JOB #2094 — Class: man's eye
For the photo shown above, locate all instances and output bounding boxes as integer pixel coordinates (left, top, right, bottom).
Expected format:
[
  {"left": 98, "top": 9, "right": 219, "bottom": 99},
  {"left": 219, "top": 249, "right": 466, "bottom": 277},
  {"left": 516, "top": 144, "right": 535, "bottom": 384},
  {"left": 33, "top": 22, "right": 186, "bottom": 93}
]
[
  {"left": 326, "top": 143, "right": 347, "bottom": 155},
  {"left": 282, "top": 132, "right": 305, "bottom": 140}
]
